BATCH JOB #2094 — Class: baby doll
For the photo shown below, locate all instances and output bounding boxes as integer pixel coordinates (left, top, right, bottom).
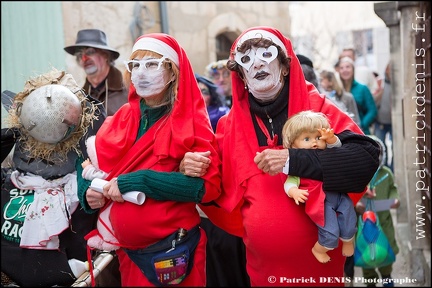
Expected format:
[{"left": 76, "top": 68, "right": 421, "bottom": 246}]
[
  {"left": 81, "top": 135, "right": 108, "bottom": 181},
  {"left": 80, "top": 135, "right": 119, "bottom": 251},
  {"left": 282, "top": 110, "right": 357, "bottom": 263}
]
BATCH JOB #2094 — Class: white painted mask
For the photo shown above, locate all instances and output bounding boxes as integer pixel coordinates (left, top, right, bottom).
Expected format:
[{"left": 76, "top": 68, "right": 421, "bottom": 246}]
[
  {"left": 127, "top": 58, "right": 170, "bottom": 97},
  {"left": 236, "top": 46, "right": 283, "bottom": 101}
]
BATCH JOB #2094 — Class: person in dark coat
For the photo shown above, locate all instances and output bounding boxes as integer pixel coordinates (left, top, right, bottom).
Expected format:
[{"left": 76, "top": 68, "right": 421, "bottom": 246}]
[{"left": 64, "top": 29, "right": 128, "bottom": 116}]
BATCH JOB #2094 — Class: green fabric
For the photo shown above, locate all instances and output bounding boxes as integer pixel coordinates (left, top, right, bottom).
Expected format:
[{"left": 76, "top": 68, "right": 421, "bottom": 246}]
[
  {"left": 287, "top": 175, "right": 300, "bottom": 186},
  {"left": 76, "top": 155, "right": 206, "bottom": 211},
  {"left": 359, "top": 165, "right": 399, "bottom": 279},
  {"left": 369, "top": 166, "right": 399, "bottom": 254},
  {"left": 118, "top": 169, "right": 205, "bottom": 203},
  {"left": 361, "top": 166, "right": 399, "bottom": 254},
  {"left": 350, "top": 80, "right": 377, "bottom": 134},
  {"left": 76, "top": 155, "right": 96, "bottom": 214},
  {"left": 76, "top": 100, "right": 206, "bottom": 211},
  {"left": 354, "top": 199, "right": 396, "bottom": 269},
  {"left": 284, "top": 175, "right": 300, "bottom": 197},
  {"left": 137, "top": 101, "right": 168, "bottom": 138}
]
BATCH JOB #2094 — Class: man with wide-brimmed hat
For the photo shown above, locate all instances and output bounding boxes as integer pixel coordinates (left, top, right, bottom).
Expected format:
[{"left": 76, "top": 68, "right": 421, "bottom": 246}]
[{"left": 65, "top": 29, "right": 128, "bottom": 116}]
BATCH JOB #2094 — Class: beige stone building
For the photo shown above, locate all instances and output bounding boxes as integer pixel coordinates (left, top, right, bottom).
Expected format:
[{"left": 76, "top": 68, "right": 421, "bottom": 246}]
[
  {"left": 374, "top": 2, "right": 430, "bottom": 286},
  {"left": 2, "top": 1, "right": 291, "bottom": 92},
  {"left": 1, "top": 1, "right": 430, "bottom": 286},
  {"left": 61, "top": 1, "right": 292, "bottom": 87}
]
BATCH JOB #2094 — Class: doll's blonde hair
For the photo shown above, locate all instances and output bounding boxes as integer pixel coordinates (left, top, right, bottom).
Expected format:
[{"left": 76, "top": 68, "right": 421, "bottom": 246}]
[{"left": 282, "top": 110, "right": 330, "bottom": 148}]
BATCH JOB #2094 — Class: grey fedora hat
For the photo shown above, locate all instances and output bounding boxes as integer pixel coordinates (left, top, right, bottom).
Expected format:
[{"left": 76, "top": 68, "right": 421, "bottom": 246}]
[{"left": 64, "top": 29, "right": 120, "bottom": 60}]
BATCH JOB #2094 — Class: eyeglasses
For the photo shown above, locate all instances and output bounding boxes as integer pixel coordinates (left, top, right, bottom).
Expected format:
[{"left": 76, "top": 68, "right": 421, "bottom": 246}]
[
  {"left": 75, "top": 47, "right": 97, "bottom": 59},
  {"left": 124, "top": 58, "right": 167, "bottom": 73},
  {"left": 210, "top": 69, "right": 230, "bottom": 80}
]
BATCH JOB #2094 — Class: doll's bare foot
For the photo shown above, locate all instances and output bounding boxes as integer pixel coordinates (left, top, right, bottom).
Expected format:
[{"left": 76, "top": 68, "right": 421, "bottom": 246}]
[
  {"left": 312, "top": 242, "right": 331, "bottom": 263},
  {"left": 341, "top": 239, "right": 354, "bottom": 256}
]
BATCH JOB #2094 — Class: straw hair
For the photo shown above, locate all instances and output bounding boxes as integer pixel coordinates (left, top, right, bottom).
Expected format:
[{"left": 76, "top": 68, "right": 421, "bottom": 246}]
[{"left": 6, "top": 69, "right": 98, "bottom": 163}]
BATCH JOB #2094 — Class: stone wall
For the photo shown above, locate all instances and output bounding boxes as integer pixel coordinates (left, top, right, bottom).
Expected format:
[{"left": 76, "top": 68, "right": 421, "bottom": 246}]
[{"left": 62, "top": 1, "right": 291, "bottom": 86}]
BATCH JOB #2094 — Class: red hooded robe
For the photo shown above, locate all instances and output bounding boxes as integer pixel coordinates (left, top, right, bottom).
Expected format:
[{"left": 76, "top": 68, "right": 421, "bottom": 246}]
[
  {"left": 201, "top": 26, "right": 364, "bottom": 287},
  {"left": 91, "top": 33, "right": 221, "bottom": 286}
]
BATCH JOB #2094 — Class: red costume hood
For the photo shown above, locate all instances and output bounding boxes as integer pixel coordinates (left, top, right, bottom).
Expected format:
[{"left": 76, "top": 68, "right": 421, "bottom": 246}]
[
  {"left": 202, "top": 26, "right": 363, "bottom": 236},
  {"left": 95, "top": 33, "right": 220, "bottom": 203}
]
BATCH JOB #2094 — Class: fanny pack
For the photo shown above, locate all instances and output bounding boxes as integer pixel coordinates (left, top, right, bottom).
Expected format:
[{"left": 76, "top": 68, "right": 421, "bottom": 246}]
[{"left": 123, "top": 226, "right": 200, "bottom": 286}]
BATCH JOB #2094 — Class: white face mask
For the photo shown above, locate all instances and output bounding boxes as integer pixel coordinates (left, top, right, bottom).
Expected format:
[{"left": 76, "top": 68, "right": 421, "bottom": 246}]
[
  {"left": 245, "top": 68, "right": 283, "bottom": 101},
  {"left": 238, "top": 46, "right": 284, "bottom": 101},
  {"left": 130, "top": 58, "right": 170, "bottom": 98}
]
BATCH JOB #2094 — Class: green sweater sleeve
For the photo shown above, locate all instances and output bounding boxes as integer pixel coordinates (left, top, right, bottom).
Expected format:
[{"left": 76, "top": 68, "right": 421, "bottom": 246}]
[
  {"left": 118, "top": 169, "right": 205, "bottom": 203},
  {"left": 75, "top": 155, "right": 98, "bottom": 214}
]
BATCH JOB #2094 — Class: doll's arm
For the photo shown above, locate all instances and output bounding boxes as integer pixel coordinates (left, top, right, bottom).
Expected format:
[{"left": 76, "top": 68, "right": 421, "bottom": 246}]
[
  {"left": 81, "top": 158, "right": 92, "bottom": 169},
  {"left": 284, "top": 176, "right": 309, "bottom": 205},
  {"left": 287, "top": 187, "right": 309, "bottom": 205},
  {"left": 82, "top": 161, "right": 108, "bottom": 181}
]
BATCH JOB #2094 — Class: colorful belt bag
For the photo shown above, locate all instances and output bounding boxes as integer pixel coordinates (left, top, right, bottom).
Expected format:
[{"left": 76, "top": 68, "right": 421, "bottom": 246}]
[{"left": 123, "top": 226, "right": 200, "bottom": 286}]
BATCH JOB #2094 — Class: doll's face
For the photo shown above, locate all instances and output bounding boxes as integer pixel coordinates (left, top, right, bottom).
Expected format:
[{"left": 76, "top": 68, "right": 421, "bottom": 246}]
[{"left": 292, "top": 130, "right": 327, "bottom": 150}]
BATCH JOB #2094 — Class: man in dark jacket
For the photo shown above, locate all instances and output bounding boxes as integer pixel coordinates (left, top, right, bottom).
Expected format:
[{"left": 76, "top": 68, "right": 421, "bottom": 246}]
[{"left": 64, "top": 29, "right": 128, "bottom": 116}]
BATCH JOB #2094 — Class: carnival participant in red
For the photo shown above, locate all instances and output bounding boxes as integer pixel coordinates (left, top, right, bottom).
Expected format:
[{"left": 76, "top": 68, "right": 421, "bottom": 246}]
[
  {"left": 76, "top": 33, "right": 221, "bottom": 287},
  {"left": 183, "top": 26, "right": 379, "bottom": 287}
]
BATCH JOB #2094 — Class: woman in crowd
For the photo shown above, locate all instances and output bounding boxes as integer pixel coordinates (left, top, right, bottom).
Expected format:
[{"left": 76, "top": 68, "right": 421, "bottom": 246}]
[
  {"left": 76, "top": 33, "right": 221, "bottom": 286},
  {"left": 338, "top": 56, "right": 377, "bottom": 135},
  {"left": 195, "top": 74, "right": 230, "bottom": 132},
  {"left": 205, "top": 59, "right": 233, "bottom": 108},
  {"left": 373, "top": 62, "right": 394, "bottom": 171},
  {"left": 183, "top": 26, "right": 380, "bottom": 287},
  {"left": 320, "top": 69, "right": 361, "bottom": 126}
]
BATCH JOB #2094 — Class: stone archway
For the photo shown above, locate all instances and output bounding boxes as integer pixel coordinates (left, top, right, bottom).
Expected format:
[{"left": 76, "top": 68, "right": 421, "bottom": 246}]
[{"left": 206, "top": 12, "right": 247, "bottom": 62}]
